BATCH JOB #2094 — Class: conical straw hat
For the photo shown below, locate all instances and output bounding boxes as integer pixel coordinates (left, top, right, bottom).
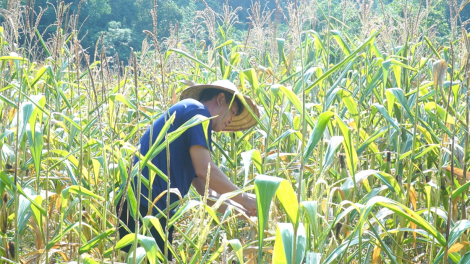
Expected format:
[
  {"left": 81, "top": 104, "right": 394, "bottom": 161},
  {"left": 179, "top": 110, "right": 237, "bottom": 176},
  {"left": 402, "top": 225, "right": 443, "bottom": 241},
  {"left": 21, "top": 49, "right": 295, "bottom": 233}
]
[{"left": 180, "top": 80, "right": 260, "bottom": 132}]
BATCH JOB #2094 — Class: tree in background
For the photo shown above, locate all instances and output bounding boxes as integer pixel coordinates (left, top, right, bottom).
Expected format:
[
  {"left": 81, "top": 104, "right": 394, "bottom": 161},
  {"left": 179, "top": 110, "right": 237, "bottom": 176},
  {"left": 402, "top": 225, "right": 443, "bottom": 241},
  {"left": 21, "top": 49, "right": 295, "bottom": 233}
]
[
  {"left": 100, "top": 21, "right": 132, "bottom": 57},
  {"left": 1, "top": 0, "right": 455, "bottom": 61},
  {"left": 24, "top": 0, "right": 187, "bottom": 60}
]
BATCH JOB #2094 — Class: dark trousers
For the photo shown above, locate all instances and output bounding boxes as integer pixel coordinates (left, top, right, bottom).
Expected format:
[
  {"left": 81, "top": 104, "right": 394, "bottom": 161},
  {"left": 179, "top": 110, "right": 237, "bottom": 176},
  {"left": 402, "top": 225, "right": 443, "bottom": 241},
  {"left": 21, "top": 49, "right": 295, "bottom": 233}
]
[{"left": 117, "top": 200, "right": 174, "bottom": 260}]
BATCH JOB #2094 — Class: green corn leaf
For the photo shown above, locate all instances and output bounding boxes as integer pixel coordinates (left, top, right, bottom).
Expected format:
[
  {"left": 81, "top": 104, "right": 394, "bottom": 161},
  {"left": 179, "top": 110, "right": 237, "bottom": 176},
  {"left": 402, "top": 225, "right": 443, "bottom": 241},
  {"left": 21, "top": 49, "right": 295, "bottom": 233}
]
[
  {"left": 372, "top": 103, "right": 400, "bottom": 130},
  {"left": 255, "top": 175, "right": 299, "bottom": 261},
  {"left": 323, "top": 236, "right": 370, "bottom": 264},
  {"left": 241, "top": 149, "right": 263, "bottom": 184},
  {"left": 28, "top": 95, "right": 46, "bottom": 133},
  {"left": 452, "top": 181, "right": 470, "bottom": 199},
  {"left": 30, "top": 66, "right": 47, "bottom": 88},
  {"left": 82, "top": 256, "right": 99, "bottom": 264},
  {"left": 63, "top": 185, "right": 104, "bottom": 201},
  {"left": 300, "top": 201, "right": 318, "bottom": 240},
  {"left": 357, "top": 126, "right": 389, "bottom": 155},
  {"left": 17, "top": 102, "right": 34, "bottom": 141},
  {"left": 128, "top": 247, "right": 148, "bottom": 264},
  {"left": 433, "top": 220, "right": 470, "bottom": 263},
  {"left": 307, "top": 30, "right": 327, "bottom": 57},
  {"left": 268, "top": 129, "right": 300, "bottom": 151},
  {"left": 104, "top": 233, "right": 135, "bottom": 257},
  {"left": 382, "top": 59, "right": 392, "bottom": 89},
  {"left": 26, "top": 124, "right": 43, "bottom": 182},
  {"left": 0, "top": 55, "right": 28, "bottom": 61},
  {"left": 424, "top": 102, "right": 456, "bottom": 125},
  {"left": 337, "top": 89, "right": 359, "bottom": 125},
  {"left": 215, "top": 39, "right": 233, "bottom": 50},
  {"left": 140, "top": 112, "right": 176, "bottom": 168},
  {"left": 458, "top": 251, "right": 470, "bottom": 263},
  {"left": 168, "top": 49, "right": 215, "bottom": 73},
  {"left": 278, "top": 85, "right": 315, "bottom": 128},
  {"left": 236, "top": 92, "right": 272, "bottom": 135},
  {"left": 322, "top": 136, "right": 344, "bottom": 172},
  {"left": 143, "top": 216, "right": 167, "bottom": 243},
  {"left": 49, "top": 150, "right": 90, "bottom": 182},
  {"left": 255, "top": 174, "right": 283, "bottom": 262},
  {"left": 0, "top": 93, "right": 17, "bottom": 108},
  {"left": 272, "top": 223, "right": 306, "bottom": 264},
  {"left": 305, "top": 30, "right": 381, "bottom": 93},
  {"left": 169, "top": 200, "right": 201, "bottom": 226},
  {"left": 276, "top": 180, "right": 299, "bottom": 226},
  {"left": 335, "top": 115, "right": 358, "bottom": 177},
  {"left": 305, "top": 252, "right": 322, "bottom": 264},
  {"left": 35, "top": 29, "right": 51, "bottom": 57},
  {"left": 47, "top": 222, "right": 80, "bottom": 250},
  {"left": 448, "top": 220, "right": 470, "bottom": 247},
  {"left": 227, "top": 239, "right": 244, "bottom": 264},
  {"left": 58, "top": 185, "right": 104, "bottom": 236},
  {"left": 385, "top": 89, "right": 396, "bottom": 114},
  {"left": 330, "top": 30, "right": 351, "bottom": 55},
  {"left": 277, "top": 38, "right": 286, "bottom": 65},
  {"left": 242, "top": 68, "right": 260, "bottom": 91},
  {"left": 17, "top": 187, "right": 35, "bottom": 233},
  {"left": 138, "top": 234, "right": 160, "bottom": 264},
  {"left": 273, "top": 223, "right": 294, "bottom": 264},
  {"left": 109, "top": 93, "right": 151, "bottom": 120},
  {"left": 0, "top": 172, "right": 46, "bottom": 215},
  {"left": 303, "top": 111, "right": 334, "bottom": 160},
  {"left": 355, "top": 196, "right": 446, "bottom": 247},
  {"left": 295, "top": 224, "right": 307, "bottom": 264},
  {"left": 353, "top": 170, "right": 404, "bottom": 197},
  {"left": 79, "top": 228, "right": 115, "bottom": 254},
  {"left": 30, "top": 195, "right": 44, "bottom": 241},
  {"left": 387, "top": 88, "right": 414, "bottom": 121},
  {"left": 390, "top": 59, "right": 417, "bottom": 72},
  {"left": 424, "top": 37, "right": 442, "bottom": 59},
  {"left": 412, "top": 144, "right": 439, "bottom": 160}
]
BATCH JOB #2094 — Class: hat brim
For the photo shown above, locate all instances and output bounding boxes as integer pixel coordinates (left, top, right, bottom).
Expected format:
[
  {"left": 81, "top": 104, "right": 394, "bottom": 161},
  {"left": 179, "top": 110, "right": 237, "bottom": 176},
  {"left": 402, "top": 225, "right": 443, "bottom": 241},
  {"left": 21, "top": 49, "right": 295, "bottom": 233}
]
[{"left": 180, "top": 84, "right": 260, "bottom": 132}]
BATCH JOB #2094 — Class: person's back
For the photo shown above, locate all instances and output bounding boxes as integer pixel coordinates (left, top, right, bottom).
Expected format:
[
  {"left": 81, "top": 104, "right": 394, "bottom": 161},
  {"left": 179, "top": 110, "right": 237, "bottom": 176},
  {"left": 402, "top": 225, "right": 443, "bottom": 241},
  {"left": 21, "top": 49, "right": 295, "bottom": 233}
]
[{"left": 136, "top": 98, "right": 213, "bottom": 214}]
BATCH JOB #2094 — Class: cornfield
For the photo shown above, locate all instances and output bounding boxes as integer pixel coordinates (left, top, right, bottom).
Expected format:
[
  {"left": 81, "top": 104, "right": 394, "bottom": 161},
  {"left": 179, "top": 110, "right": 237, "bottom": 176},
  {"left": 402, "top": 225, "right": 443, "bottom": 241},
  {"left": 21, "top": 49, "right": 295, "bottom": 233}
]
[{"left": 1, "top": 0, "right": 470, "bottom": 263}]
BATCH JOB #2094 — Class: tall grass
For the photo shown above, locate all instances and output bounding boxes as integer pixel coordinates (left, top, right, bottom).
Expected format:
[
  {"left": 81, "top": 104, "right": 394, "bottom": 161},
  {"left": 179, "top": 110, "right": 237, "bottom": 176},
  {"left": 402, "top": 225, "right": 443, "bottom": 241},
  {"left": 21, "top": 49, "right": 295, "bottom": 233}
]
[{"left": 1, "top": 0, "right": 470, "bottom": 263}]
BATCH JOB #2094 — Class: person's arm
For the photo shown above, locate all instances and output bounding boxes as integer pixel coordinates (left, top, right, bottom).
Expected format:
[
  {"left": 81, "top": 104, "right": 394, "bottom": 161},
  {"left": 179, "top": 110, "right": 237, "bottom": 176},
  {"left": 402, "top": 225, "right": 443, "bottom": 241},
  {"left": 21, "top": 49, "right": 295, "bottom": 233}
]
[
  {"left": 192, "top": 177, "right": 253, "bottom": 218},
  {"left": 190, "top": 145, "right": 257, "bottom": 216},
  {"left": 192, "top": 176, "right": 228, "bottom": 212}
]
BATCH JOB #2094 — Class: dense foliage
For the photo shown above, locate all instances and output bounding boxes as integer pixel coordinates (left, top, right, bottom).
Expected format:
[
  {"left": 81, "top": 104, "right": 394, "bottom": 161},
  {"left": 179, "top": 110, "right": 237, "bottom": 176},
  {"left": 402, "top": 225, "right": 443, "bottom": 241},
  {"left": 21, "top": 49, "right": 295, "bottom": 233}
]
[
  {"left": 2, "top": 0, "right": 470, "bottom": 264},
  {"left": 2, "top": 0, "right": 469, "bottom": 59}
]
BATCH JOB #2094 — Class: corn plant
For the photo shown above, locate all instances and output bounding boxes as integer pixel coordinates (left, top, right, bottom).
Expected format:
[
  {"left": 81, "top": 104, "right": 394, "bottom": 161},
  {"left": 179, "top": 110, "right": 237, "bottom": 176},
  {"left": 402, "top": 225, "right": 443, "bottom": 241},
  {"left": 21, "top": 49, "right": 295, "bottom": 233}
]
[{"left": 1, "top": 0, "right": 470, "bottom": 263}]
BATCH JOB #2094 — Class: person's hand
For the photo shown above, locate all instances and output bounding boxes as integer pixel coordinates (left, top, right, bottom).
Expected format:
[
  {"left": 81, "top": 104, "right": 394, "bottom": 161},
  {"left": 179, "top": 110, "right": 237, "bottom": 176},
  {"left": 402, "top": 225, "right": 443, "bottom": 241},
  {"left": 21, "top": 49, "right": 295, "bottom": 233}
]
[
  {"left": 240, "top": 193, "right": 257, "bottom": 217},
  {"left": 233, "top": 206, "right": 257, "bottom": 223}
]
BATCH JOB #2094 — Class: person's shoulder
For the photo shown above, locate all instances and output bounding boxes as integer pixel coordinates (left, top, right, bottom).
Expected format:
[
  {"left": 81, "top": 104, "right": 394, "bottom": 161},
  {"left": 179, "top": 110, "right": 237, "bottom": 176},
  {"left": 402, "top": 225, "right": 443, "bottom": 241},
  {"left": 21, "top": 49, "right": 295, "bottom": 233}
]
[
  {"left": 178, "top": 98, "right": 205, "bottom": 108},
  {"left": 174, "top": 99, "right": 210, "bottom": 116}
]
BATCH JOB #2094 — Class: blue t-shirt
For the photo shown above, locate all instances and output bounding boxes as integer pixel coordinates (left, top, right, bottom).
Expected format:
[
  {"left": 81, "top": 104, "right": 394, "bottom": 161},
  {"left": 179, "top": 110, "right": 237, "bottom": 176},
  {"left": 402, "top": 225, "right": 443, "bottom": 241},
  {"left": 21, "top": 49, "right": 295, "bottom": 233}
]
[{"left": 134, "top": 99, "right": 212, "bottom": 214}]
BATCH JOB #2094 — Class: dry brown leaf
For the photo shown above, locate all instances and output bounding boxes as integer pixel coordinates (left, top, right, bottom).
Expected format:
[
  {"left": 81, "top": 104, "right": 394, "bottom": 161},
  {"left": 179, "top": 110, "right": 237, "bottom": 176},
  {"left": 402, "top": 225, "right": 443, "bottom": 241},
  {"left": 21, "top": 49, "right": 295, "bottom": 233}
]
[
  {"left": 55, "top": 196, "right": 62, "bottom": 213},
  {"left": 243, "top": 246, "right": 273, "bottom": 256},
  {"left": 304, "top": 166, "right": 315, "bottom": 174},
  {"left": 372, "top": 246, "right": 382, "bottom": 264},
  {"left": 48, "top": 193, "right": 58, "bottom": 216},
  {"left": 445, "top": 165, "right": 470, "bottom": 180},
  {"left": 347, "top": 120, "right": 357, "bottom": 130},
  {"left": 449, "top": 241, "right": 470, "bottom": 253},
  {"left": 8, "top": 108, "right": 16, "bottom": 121},
  {"left": 408, "top": 185, "right": 417, "bottom": 211},
  {"left": 29, "top": 219, "right": 44, "bottom": 250},
  {"left": 321, "top": 198, "right": 327, "bottom": 214},
  {"left": 172, "top": 89, "right": 178, "bottom": 104}
]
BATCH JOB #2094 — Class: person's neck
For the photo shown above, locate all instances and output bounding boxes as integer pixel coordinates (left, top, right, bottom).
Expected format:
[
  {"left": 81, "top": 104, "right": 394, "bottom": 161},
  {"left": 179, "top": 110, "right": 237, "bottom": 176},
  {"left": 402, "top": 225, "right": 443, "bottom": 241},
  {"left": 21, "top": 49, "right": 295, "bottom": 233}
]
[{"left": 201, "top": 100, "right": 218, "bottom": 130}]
